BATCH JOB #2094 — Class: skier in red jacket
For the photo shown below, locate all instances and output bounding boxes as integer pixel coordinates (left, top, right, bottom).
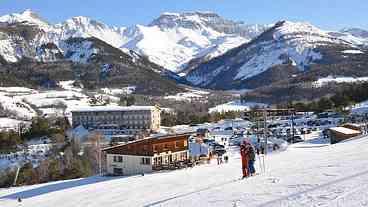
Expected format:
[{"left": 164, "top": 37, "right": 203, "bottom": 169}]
[{"left": 240, "top": 140, "right": 251, "bottom": 178}]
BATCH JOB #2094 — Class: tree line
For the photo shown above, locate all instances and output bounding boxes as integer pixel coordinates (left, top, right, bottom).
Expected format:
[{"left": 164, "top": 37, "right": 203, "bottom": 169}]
[
  {"left": 287, "top": 82, "right": 368, "bottom": 113},
  {"left": 0, "top": 117, "right": 103, "bottom": 188}
]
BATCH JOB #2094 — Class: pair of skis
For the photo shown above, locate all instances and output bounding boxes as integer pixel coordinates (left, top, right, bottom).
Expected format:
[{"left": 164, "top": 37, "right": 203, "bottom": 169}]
[{"left": 240, "top": 157, "right": 265, "bottom": 180}]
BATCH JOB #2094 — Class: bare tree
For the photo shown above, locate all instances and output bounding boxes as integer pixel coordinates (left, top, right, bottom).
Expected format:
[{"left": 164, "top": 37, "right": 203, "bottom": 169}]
[{"left": 85, "top": 132, "right": 105, "bottom": 175}]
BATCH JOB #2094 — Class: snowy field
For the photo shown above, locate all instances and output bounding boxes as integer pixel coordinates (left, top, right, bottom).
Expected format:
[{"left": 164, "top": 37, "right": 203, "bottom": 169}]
[
  {"left": 351, "top": 100, "right": 368, "bottom": 115},
  {"left": 57, "top": 81, "right": 83, "bottom": 92},
  {"left": 164, "top": 89, "right": 210, "bottom": 102},
  {"left": 1, "top": 136, "right": 368, "bottom": 207},
  {"left": 209, "top": 100, "right": 267, "bottom": 113},
  {"left": 0, "top": 84, "right": 125, "bottom": 129},
  {"left": 0, "top": 118, "right": 29, "bottom": 131},
  {"left": 0, "top": 89, "right": 37, "bottom": 120},
  {"left": 314, "top": 76, "right": 368, "bottom": 87}
]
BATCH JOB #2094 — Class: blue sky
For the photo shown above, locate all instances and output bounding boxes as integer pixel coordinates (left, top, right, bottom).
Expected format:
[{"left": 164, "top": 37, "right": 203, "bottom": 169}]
[{"left": 1, "top": 0, "right": 367, "bottom": 30}]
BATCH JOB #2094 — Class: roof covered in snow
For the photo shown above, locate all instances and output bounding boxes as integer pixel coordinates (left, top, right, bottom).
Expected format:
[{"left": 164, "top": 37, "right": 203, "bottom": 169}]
[
  {"left": 71, "top": 105, "right": 159, "bottom": 112},
  {"left": 329, "top": 127, "right": 361, "bottom": 135}
]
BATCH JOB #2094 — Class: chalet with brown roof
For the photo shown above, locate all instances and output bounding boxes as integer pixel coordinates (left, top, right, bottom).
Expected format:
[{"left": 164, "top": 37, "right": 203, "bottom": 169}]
[{"left": 102, "top": 133, "right": 191, "bottom": 175}]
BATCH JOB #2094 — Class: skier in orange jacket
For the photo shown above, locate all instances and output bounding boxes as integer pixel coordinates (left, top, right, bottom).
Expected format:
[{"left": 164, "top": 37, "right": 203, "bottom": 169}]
[{"left": 240, "top": 140, "right": 251, "bottom": 178}]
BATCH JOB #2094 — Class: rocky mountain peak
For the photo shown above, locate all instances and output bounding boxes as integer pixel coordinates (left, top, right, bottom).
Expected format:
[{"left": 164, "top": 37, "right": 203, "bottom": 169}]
[
  {"left": 148, "top": 11, "right": 218, "bottom": 30},
  {"left": 63, "top": 16, "right": 107, "bottom": 30},
  {"left": 149, "top": 11, "right": 268, "bottom": 39},
  {"left": 272, "top": 20, "right": 328, "bottom": 39},
  {"left": 0, "top": 9, "right": 49, "bottom": 27}
]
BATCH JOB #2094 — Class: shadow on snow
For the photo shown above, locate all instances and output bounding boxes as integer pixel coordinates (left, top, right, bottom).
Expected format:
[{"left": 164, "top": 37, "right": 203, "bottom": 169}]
[{"left": 0, "top": 175, "right": 131, "bottom": 200}]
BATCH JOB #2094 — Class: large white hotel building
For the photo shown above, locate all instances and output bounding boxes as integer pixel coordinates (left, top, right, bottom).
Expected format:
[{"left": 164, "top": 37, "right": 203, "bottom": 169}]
[{"left": 71, "top": 106, "right": 161, "bottom": 135}]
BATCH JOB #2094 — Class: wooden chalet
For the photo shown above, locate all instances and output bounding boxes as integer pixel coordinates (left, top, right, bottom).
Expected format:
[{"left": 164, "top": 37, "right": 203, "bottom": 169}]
[{"left": 102, "top": 133, "right": 191, "bottom": 175}]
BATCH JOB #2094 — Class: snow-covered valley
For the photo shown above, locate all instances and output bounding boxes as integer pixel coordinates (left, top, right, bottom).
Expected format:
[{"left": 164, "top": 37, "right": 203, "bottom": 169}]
[{"left": 0, "top": 135, "right": 367, "bottom": 207}]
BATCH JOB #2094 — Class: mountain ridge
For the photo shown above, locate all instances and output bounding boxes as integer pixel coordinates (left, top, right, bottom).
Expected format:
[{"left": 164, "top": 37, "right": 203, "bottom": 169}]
[
  {"left": 184, "top": 20, "right": 366, "bottom": 90},
  {"left": 0, "top": 10, "right": 268, "bottom": 73},
  {"left": 1, "top": 10, "right": 368, "bottom": 100}
]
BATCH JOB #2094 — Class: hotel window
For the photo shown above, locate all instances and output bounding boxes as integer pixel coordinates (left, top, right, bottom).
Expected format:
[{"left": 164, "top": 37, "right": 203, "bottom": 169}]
[
  {"left": 113, "top": 155, "right": 123, "bottom": 163},
  {"left": 141, "top": 157, "right": 151, "bottom": 165},
  {"left": 163, "top": 144, "right": 168, "bottom": 150},
  {"left": 180, "top": 152, "right": 187, "bottom": 160},
  {"left": 113, "top": 168, "right": 123, "bottom": 175}
]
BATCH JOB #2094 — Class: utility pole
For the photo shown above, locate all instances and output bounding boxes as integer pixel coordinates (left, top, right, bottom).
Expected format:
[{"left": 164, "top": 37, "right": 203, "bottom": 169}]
[
  {"left": 96, "top": 133, "right": 102, "bottom": 176},
  {"left": 263, "top": 109, "right": 268, "bottom": 155},
  {"left": 13, "top": 166, "right": 20, "bottom": 186},
  {"left": 291, "top": 109, "right": 295, "bottom": 143},
  {"left": 288, "top": 74, "right": 297, "bottom": 143}
]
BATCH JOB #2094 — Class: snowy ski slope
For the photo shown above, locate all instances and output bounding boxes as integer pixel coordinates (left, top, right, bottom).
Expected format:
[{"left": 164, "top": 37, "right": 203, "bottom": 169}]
[{"left": 1, "top": 136, "right": 368, "bottom": 206}]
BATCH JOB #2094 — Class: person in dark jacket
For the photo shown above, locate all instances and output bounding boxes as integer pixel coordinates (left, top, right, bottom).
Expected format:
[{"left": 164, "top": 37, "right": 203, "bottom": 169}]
[
  {"left": 224, "top": 155, "right": 229, "bottom": 163},
  {"left": 248, "top": 144, "right": 256, "bottom": 176},
  {"left": 240, "top": 141, "right": 250, "bottom": 178}
]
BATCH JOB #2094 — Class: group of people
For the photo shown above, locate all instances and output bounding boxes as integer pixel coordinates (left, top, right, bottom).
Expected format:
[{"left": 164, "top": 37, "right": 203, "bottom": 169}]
[
  {"left": 240, "top": 140, "right": 256, "bottom": 178},
  {"left": 217, "top": 154, "right": 229, "bottom": 165}
]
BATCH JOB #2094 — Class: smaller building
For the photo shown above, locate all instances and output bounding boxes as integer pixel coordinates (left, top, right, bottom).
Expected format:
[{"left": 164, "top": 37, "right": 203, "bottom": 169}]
[
  {"left": 210, "top": 130, "right": 233, "bottom": 147},
  {"left": 102, "top": 133, "right": 191, "bottom": 176},
  {"left": 110, "top": 135, "right": 135, "bottom": 145},
  {"left": 189, "top": 142, "right": 210, "bottom": 160},
  {"left": 329, "top": 127, "right": 362, "bottom": 144},
  {"left": 341, "top": 123, "right": 362, "bottom": 131},
  {"left": 196, "top": 128, "right": 210, "bottom": 139},
  {"left": 66, "top": 125, "right": 90, "bottom": 142}
]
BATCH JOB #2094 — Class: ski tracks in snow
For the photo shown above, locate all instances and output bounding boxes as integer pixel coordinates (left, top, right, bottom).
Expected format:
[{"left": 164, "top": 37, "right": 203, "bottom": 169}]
[
  {"left": 258, "top": 169, "right": 368, "bottom": 207},
  {"left": 143, "top": 177, "right": 245, "bottom": 207}
]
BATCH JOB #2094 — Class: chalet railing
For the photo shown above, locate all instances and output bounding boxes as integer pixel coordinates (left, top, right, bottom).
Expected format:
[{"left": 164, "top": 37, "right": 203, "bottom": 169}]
[{"left": 152, "top": 160, "right": 188, "bottom": 171}]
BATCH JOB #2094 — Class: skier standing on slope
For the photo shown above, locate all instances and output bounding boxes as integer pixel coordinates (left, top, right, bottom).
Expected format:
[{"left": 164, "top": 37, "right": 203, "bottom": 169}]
[
  {"left": 248, "top": 143, "right": 256, "bottom": 176},
  {"left": 240, "top": 140, "right": 251, "bottom": 178}
]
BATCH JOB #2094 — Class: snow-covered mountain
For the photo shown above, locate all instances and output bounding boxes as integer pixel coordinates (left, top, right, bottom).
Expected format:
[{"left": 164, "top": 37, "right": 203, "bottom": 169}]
[
  {"left": 53, "top": 16, "right": 126, "bottom": 48},
  {"left": 0, "top": 22, "right": 62, "bottom": 62},
  {"left": 0, "top": 9, "right": 50, "bottom": 29},
  {"left": 0, "top": 10, "right": 123, "bottom": 63},
  {"left": 185, "top": 20, "right": 361, "bottom": 89},
  {"left": 340, "top": 28, "right": 368, "bottom": 39},
  {"left": 0, "top": 9, "right": 127, "bottom": 47},
  {"left": 0, "top": 10, "right": 267, "bottom": 73},
  {"left": 329, "top": 28, "right": 368, "bottom": 46},
  {"left": 120, "top": 12, "right": 268, "bottom": 72},
  {"left": 0, "top": 10, "right": 185, "bottom": 95},
  {"left": 1, "top": 9, "right": 368, "bottom": 95}
]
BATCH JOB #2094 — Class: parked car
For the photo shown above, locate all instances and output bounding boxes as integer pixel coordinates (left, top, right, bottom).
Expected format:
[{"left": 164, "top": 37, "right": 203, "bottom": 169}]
[
  {"left": 211, "top": 127, "right": 221, "bottom": 131},
  {"left": 287, "top": 136, "right": 303, "bottom": 143},
  {"left": 203, "top": 139, "right": 216, "bottom": 145},
  {"left": 244, "top": 135, "right": 288, "bottom": 152},
  {"left": 211, "top": 143, "right": 225, "bottom": 149},
  {"left": 214, "top": 148, "right": 226, "bottom": 156}
]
